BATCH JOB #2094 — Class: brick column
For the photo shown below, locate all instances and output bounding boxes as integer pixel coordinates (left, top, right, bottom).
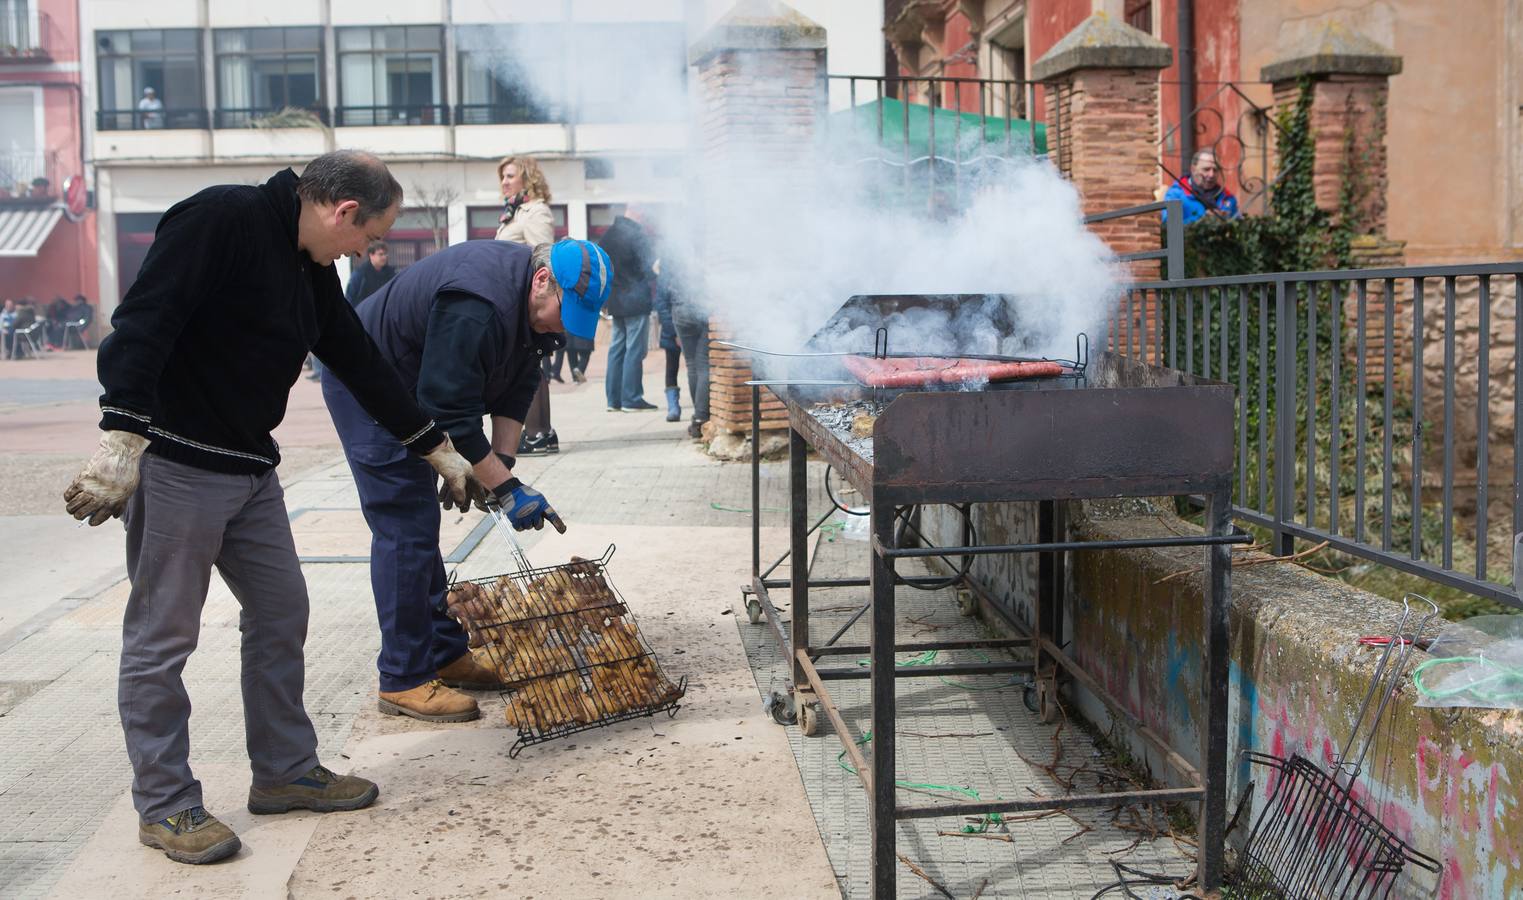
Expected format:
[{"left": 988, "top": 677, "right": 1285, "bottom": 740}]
[
  {"left": 1032, "top": 14, "right": 1170, "bottom": 354},
  {"left": 689, "top": 1, "right": 827, "bottom": 453},
  {"left": 1262, "top": 25, "right": 1402, "bottom": 235},
  {"left": 1263, "top": 28, "right": 1406, "bottom": 390}
]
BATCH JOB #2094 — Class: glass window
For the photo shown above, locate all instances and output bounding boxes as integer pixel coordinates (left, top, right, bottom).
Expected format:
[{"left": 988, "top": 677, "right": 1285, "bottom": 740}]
[
  {"left": 96, "top": 29, "right": 206, "bottom": 131},
  {"left": 455, "top": 25, "right": 564, "bottom": 125},
  {"left": 214, "top": 27, "right": 325, "bottom": 128},
  {"left": 466, "top": 204, "right": 568, "bottom": 240},
  {"left": 336, "top": 25, "right": 445, "bottom": 126}
]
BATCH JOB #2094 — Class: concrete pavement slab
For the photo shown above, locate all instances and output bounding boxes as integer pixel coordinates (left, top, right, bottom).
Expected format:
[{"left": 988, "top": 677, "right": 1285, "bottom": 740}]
[
  {"left": 45, "top": 762, "right": 323, "bottom": 900},
  {"left": 289, "top": 522, "right": 838, "bottom": 899}
]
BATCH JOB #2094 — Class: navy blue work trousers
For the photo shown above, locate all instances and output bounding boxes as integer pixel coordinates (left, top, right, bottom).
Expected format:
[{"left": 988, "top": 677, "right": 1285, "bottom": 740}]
[{"left": 321, "top": 376, "right": 470, "bottom": 692}]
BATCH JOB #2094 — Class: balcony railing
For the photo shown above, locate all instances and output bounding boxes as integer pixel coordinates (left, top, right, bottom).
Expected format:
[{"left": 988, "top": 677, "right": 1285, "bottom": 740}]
[
  {"left": 453, "top": 103, "right": 560, "bottom": 127},
  {"left": 97, "top": 108, "right": 210, "bottom": 131},
  {"left": 0, "top": 10, "right": 52, "bottom": 63},
  {"left": 214, "top": 106, "right": 331, "bottom": 129},
  {"left": 335, "top": 104, "right": 449, "bottom": 127},
  {"left": 0, "top": 150, "right": 58, "bottom": 203}
]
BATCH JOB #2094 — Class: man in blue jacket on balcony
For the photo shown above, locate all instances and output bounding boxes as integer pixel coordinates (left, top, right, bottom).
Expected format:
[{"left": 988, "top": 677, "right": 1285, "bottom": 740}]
[
  {"left": 322, "top": 237, "right": 611, "bottom": 724},
  {"left": 1163, "top": 149, "right": 1239, "bottom": 224}
]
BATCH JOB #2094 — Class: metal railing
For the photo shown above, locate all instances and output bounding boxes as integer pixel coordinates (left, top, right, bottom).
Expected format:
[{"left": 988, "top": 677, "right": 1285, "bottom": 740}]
[
  {"left": 0, "top": 8, "right": 51, "bottom": 62},
  {"left": 214, "top": 106, "right": 330, "bottom": 129},
  {"left": 97, "top": 108, "right": 210, "bottom": 131},
  {"left": 1114, "top": 263, "right": 1523, "bottom": 607},
  {"left": 1085, "top": 200, "right": 1184, "bottom": 280},
  {"left": 1160, "top": 81, "right": 1282, "bottom": 216},
  {"left": 453, "top": 102, "right": 559, "bottom": 126},
  {"left": 334, "top": 104, "right": 449, "bottom": 127},
  {"left": 0, "top": 150, "right": 57, "bottom": 199}
]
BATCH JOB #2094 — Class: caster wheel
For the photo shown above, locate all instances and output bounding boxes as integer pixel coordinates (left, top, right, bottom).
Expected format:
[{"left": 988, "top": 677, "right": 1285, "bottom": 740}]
[
  {"left": 955, "top": 588, "right": 977, "bottom": 617},
  {"left": 1022, "top": 683, "right": 1039, "bottom": 714},
  {"left": 799, "top": 701, "right": 821, "bottom": 736},
  {"left": 765, "top": 691, "right": 797, "bottom": 725},
  {"left": 744, "top": 595, "right": 763, "bottom": 625},
  {"left": 1037, "top": 680, "right": 1059, "bottom": 724}
]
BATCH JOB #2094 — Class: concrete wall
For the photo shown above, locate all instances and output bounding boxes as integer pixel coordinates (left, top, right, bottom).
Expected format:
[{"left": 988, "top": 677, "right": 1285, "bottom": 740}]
[{"left": 922, "top": 498, "right": 1523, "bottom": 896}]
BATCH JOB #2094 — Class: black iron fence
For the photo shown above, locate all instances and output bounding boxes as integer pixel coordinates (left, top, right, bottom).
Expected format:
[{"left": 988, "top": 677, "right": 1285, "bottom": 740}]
[
  {"left": 1161, "top": 81, "right": 1282, "bottom": 217},
  {"left": 1114, "top": 263, "right": 1523, "bottom": 607},
  {"left": 334, "top": 104, "right": 449, "bottom": 127}
]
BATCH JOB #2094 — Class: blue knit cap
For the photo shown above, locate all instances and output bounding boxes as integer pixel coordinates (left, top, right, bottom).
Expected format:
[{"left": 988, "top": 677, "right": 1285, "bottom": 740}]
[{"left": 550, "top": 239, "right": 612, "bottom": 340}]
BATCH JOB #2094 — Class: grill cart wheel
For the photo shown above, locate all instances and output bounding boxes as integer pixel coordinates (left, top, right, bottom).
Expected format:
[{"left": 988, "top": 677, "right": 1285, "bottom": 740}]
[
  {"left": 1037, "top": 679, "right": 1059, "bottom": 724},
  {"left": 744, "top": 593, "right": 763, "bottom": 625},
  {"left": 765, "top": 690, "right": 798, "bottom": 726},
  {"left": 798, "top": 700, "right": 821, "bottom": 736},
  {"left": 1022, "top": 683, "right": 1040, "bottom": 714}
]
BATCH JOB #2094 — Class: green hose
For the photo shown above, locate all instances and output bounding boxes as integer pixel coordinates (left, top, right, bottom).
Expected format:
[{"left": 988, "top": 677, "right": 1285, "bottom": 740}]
[{"left": 838, "top": 730, "right": 1005, "bottom": 833}]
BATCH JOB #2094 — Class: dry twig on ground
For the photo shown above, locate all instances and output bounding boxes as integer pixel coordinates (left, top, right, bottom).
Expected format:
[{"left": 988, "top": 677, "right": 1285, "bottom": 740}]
[
  {"left": 1154, "top": 540, "right": 1330, "bottom": 585},
  {"left": 896, "top": 854, "right": 955, "bottom": 899}
]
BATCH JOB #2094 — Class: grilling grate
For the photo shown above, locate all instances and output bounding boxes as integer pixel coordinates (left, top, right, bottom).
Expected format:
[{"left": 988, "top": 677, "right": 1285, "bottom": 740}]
[
  {"left": 446, "top": 544, "right": 686, "bottom": 758},
  {"left": 1233, "top": 595, "right": 1442, "bottom": 898}
]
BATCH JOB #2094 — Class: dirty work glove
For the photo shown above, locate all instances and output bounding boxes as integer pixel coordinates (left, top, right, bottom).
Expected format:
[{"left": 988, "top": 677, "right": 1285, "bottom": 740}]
[
  {"left": 491, "top": 478, "right": 567, "bottom": 534},
  {"left": 63, "top": 430, "right": 151, "bottom": 526},
  {"left": 424, "top": 435, "right": 490, "bottom": 513}
]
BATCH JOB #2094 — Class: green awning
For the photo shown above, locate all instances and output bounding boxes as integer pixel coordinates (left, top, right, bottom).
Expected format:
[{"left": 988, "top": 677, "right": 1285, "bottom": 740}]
[{"left": 832, "top": 97, "right": 1048, "bottom": 161}]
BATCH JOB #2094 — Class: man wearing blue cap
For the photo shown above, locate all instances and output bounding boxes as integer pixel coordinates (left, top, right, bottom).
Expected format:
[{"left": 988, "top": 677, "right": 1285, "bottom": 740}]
[{"left": 322, "top": 238, "right": 612, "bottom": 722}]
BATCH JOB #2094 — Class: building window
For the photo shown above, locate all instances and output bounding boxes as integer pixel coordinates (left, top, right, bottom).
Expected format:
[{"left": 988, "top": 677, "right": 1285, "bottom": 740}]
[
  {"left": 1125, "top": 1, "right": 1152, "bottom": 34},
  {"left": 213, "top": 27, "right": 325, "bottom": 129},
  {"left": 466, "top": 205, "right": 569, "bottom": 241},
  {"left": 336, "top": 26, "right": 445, "bottom": 127},
  {"left": 575, "top": 24, "right": 685, "bottom": 124},
  {"left": 456, "top": 25, "right": 564, "bottom": 126},
  {"left": 0, "top": 87, "right": 45, "bottom": 199},
  {"left": 384, "top": 208, "right": 451, "bottom": 268},
  {"left": 96, "top": 29, "right": 206, "bottom": 130}
]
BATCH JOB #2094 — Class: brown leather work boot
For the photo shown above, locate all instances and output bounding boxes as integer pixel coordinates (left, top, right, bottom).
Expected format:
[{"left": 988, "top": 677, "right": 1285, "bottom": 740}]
[
  {"left": 377, "top": 679, "right": 480, "bottom": 722},
  {"left": 139, "top": 806, "right": 241, "bottom": 864},
  {"left": 438, "top": 651, "right": 506, "bottom": 691},
  {"left": 248, "top": 763, "right": 379, "bottom": 815}
]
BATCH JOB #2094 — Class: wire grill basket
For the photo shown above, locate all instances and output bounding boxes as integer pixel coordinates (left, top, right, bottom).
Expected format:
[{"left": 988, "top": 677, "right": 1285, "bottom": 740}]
[
  {"left": 1233, "top": 595, "right": 1443, "bottom": 898},
  {"left": 446, "top": 543, "right": 686, "bottom": 758}
]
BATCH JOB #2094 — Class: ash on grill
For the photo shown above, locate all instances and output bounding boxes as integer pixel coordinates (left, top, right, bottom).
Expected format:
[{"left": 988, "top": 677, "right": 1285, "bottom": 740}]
[
  {"left": 446, "top": 546, "right": 685, "bottom": 757},
  {"left": 810, "top": 399, "right": 886, "bottom": 462}
]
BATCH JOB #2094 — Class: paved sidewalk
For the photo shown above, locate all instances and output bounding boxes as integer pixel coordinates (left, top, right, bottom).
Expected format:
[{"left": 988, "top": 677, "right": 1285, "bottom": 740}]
[{"left": 0, "top": 346, "right": 838, "bottom": 899}]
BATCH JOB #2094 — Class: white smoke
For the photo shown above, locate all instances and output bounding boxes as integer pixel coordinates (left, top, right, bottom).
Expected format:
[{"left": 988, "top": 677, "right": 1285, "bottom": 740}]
[{"left": 465, "top": 15, "right": 1122, "bottom": 364}]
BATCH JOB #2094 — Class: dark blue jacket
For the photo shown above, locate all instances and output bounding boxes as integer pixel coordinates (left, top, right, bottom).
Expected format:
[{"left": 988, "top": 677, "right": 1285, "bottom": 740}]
[{"left": 355, "top": 240, "right": 560, "bottom": 463}]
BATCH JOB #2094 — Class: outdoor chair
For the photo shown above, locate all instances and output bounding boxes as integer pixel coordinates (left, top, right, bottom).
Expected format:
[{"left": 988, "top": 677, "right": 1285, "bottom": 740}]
[
  {"left": 10, "top": 320, "right": 46, "bottom": 359},
  {"left": 63, "top": 318, "right": 91, "bottom": 350}
]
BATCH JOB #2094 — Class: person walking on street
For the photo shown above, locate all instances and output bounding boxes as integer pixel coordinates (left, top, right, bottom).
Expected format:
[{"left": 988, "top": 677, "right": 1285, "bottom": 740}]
[
  {"left": 659, "top": 238, "right": 711, "bottom": 438},
  {"left": 597, "top": 207, "right": 657, "bottom": 412},
  {"left": 62, "top": 150, "right": 483, "bottom": 866},
  {"left": 323, "top": 237, "right": 611, "bottom": 723},
  {"left": 653, "top": 256, "right": 683, "bottom": 422},
  {"left": 494, "top": 156, "right": 561, "bottom": 455}
]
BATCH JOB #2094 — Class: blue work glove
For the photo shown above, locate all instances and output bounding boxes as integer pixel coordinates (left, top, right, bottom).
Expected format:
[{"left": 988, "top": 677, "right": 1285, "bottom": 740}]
[{"left": 491, "top": 477, "right": 567, "bottom": 533}]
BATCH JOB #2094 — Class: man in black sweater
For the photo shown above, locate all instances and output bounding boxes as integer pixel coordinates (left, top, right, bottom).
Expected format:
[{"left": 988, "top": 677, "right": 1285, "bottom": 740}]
[
  {"left": 323, "top": 237, "right": 611, "bottom": 722},
  {"left": 62, "top": 151, "right": 484, "bottom": 866}
]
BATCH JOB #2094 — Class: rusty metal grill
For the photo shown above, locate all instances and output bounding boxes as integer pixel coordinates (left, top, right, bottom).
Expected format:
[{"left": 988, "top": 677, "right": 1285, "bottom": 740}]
[{"left": 740, "top": 292, "right": 1249, "bottom": 898}]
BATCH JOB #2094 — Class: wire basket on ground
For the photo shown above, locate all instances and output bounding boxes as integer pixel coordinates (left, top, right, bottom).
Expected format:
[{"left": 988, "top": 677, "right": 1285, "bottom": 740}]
[
  {"left": 446, "top": 544, "right": 686, "bottom": 758},
  {"left": 1232, "top": 595, "right": 1443, "bottom": 898}
]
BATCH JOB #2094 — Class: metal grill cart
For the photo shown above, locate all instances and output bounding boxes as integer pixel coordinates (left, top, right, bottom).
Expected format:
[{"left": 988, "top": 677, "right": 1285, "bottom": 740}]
[{"left": 738, "top": 294, "right": 1249, "bottom": 897}]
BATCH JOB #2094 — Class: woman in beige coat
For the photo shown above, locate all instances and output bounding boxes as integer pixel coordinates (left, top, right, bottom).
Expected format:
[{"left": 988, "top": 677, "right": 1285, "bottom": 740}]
[{"left": 496, "top": 156, "right": 560, "bottom": 455}]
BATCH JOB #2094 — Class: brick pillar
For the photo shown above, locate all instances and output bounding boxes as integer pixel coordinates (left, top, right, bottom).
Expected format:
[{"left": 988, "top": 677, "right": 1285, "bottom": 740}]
[
  {"left": 1262, "top": 25, "right": 1402, "bottom": 235},
  {"left": 1263, "top": 27, "right": 1406, "bottom": 387},
  {"left": 689, "top": 1, "right": 827, "bottom": 449},
  {"left": 1032, "top": 14, "right": 1170, "bottom": 355}
]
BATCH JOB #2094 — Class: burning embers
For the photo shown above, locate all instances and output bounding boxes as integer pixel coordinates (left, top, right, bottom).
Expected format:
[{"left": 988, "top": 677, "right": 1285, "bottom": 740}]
[{"left": 810, "top": 399, "right": 886, "bottom": 462}]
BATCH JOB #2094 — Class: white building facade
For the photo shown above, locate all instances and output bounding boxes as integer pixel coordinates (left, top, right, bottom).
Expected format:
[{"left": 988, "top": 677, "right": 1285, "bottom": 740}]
[{"left": 81, "top": 0, "right": 882, "bottom": 316}]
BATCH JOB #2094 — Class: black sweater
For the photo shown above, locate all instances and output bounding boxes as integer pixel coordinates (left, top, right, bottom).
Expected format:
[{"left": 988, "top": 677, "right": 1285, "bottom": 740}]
[{"left": 97, "top": 169, "right": 445, "bottom": 474}]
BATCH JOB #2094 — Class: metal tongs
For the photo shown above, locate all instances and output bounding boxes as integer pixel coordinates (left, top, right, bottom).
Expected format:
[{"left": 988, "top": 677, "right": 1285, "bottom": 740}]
[{"left": 482, "top": 498, "right": 567, "bottom": 576}]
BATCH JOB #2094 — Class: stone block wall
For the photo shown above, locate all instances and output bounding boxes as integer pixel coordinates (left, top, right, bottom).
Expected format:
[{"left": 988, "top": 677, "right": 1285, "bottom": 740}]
[{"left": 920, "top": 498, "right": 1523, "bottom": 896}]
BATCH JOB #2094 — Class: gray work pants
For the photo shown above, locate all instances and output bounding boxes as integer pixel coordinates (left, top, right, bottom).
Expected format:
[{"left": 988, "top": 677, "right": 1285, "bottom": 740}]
[{"left": 119, "top": 454, "right": 319, "bottom": 823}]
